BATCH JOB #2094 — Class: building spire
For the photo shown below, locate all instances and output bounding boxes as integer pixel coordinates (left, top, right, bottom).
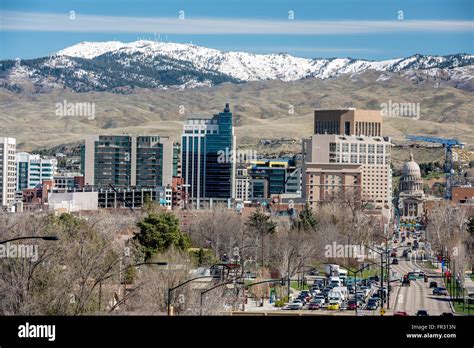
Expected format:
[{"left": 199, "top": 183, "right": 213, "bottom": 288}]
[{"left": 409, "top": 152, "right": 414, "bottom": 162}]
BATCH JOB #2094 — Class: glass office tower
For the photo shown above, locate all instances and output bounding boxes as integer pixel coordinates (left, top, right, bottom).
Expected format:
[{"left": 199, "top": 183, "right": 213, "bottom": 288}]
[{"left": 181, "top": 103, "right": 236, "bottom": 201}]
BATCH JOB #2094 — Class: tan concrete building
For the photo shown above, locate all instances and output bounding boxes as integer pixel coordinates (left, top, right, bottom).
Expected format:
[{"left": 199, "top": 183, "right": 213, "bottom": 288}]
[
  {"left": 314, "top": 109, "right": 383, "bottom": 137},
  {"left": 303, "top": 134, "right": 392, "bottom": 210}
]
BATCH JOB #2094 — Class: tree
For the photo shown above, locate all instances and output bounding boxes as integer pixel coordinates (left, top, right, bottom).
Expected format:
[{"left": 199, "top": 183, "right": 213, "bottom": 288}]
[
  {"left": 245, "top": 208, "right": 277, "bottom": 269},
  {"left": 135, "top": 212, "right": 190, "bottom": 260},
  {"left": 295, "top": 203, "right": 318, "bottom": 232}
]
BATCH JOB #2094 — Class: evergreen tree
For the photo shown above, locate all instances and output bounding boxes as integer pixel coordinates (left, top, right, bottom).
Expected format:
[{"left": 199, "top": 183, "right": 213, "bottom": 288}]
[
  {"left": 134, "top": 212, "right": 190, "bottom": 260},
  {"left": 295, "top": 203, "right": 318, "bottom": 232}
]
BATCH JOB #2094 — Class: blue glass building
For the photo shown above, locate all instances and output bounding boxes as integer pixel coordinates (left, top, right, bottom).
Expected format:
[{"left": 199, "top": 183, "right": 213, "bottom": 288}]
[{"left": 181, "top": 103, "right": 236, "bottom": 201}]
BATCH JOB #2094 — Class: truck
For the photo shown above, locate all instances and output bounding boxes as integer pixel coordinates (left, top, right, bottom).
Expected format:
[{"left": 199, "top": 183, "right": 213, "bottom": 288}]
[
  {"left": 330, "top": 287, "right": 348, "bottom": 301},
  {"left": 338, "top": 269, "right": 348, "bottom": 284},
  {"left": 325, "top": 264, "right": 340, "bottom": 277}
]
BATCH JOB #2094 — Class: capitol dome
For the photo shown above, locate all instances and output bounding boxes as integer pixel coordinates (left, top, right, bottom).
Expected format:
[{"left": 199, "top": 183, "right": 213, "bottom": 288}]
[
  {"left": 402, "top": 153, "right": 421, "bottom": 178},
  {"left": 399, "top": 153, "right": 423, "bottom": 193}
]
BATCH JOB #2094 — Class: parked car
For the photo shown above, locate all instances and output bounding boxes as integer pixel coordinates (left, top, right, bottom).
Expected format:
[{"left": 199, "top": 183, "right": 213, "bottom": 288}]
[
  {"left": 433, "top": 287, "right": 448, "bottom": 296},
  {"left": 429, "top": 281, "right": 438, "bottom": 288},
  {"left": 327, "top": 301, "right": 340, "bottom": 310},
  {"left": 416, "top": 309, "right": 429, "bottom": 316},
  {"left": 390, "top": 251, "right": 397, "bottom": 257},
  {"left": 393, "top": 311, "right": 408, "bottom": 316}
]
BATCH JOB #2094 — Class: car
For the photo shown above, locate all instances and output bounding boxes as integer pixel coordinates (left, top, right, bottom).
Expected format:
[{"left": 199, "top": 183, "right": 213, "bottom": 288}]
[
  {"left": 433, "top": 287, "right": 448, "bottom": 296},
  {"left": 408, "top": 273, "right": 417, "bottom": 281},
  {"left": 390, "top": 251, "right": 397, "bottom": 257},
  {"left": 440, "top": 312, "right": 454, "bottom": 316},
  {"left": 416, "top": 309, "right": 429, "bottom": 316},
  {"left": 288, "top": 300, "right": 304, "bottom": 310},
  {"left": 392, "top": 258, "right": 399, "bottom": 265},
  {"left": 429, "top": 281, "right": 438, "bottom": 288},
  {"left": 307, "top": 301, "right": 321, "bottom": 310},
  {"left": 402, "top": 279, "right": 411, "bottom": 287},
  {"left": 393, "top": 239, "right": 399, "bottom": 244},
  {"left": 347, "top": 300, "right": 358, "bottom": 310},
  {"left": 393, "top": 311, "right": 408, "bottom": 316},
  {"left": 312, "top": 296, "right": 325, "bottom": 305},
  {"left": 327, "top": 302, "right": 340, "bottom": 310},
  {"left": 402, "top": 250, "right": 409, "bottom": 258},
  {"left": 366, "top": 299, "right": 379, "bottom": 310}
]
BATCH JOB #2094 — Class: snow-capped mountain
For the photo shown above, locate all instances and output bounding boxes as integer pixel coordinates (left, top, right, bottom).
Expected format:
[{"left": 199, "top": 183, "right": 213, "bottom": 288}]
[{"left": 1, "top": 40, "right": 473, "bottom": 93}]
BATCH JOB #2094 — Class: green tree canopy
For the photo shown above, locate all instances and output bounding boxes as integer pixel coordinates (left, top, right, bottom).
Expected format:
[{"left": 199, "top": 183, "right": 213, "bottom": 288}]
[{"left": 134, "top": 212, "right": 190, "bottom": 260}]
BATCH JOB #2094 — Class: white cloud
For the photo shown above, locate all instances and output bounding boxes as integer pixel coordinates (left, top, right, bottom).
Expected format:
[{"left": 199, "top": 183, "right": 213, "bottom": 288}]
[{"left": 2, "top": 11, "right": 473, "bottom": 34}]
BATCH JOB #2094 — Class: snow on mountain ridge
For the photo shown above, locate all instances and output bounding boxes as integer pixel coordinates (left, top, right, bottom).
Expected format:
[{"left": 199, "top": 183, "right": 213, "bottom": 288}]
[{"left": 56, "top": 40, "right": 473, "bottom": 83}]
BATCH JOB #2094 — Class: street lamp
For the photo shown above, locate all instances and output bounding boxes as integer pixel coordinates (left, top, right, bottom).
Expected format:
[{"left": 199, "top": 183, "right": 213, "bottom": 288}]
[{"left": 0, "top": 236, "right": 59, "bottom": 244}]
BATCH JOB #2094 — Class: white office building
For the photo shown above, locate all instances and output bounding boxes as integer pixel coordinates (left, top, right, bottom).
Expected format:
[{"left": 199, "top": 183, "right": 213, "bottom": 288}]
[
  {"left": 0, "top": 137, "right": 17, "bottom": 207},
  {"left": 16, "top": 152, "right": 57, "bottom": 191}
]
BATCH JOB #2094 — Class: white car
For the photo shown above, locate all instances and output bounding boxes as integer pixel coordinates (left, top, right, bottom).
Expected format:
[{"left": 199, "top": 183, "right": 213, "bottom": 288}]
[
  {"left": 288, "top": 300, "right": 304, "bottom": 310},
  {"left": 313, "top": 296, "right": 325, "bottom": 305}
]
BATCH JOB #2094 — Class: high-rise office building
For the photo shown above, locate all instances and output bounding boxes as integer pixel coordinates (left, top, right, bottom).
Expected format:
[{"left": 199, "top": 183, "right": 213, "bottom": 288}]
[
  {"left": 16, "top": 152, "right": 57, "bottom": 191},
  {"left": 314, "top": 109, "right": 383, "bottom": 137},
  {"left": 181, "top": 103, "right": 236, "bottom": 202},
  {"left": 82, "top": 135, "right": 173, "bottom": 188},
  {"left": 303, "top": 134, "right": 392, "bottom": 210},
  {"left": 0, "top": 137, "right": 17, "bottom": 207}
]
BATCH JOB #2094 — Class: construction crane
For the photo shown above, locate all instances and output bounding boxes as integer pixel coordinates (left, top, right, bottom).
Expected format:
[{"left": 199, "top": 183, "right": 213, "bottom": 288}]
[{"left": 406, "top": 135, "right": 465, "bottom": 200}]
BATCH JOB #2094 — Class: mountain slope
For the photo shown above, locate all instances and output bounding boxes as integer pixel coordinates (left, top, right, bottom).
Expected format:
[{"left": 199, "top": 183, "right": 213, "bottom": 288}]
[{"left": 0, "top": 40, "right": 473, "bottom": 93}]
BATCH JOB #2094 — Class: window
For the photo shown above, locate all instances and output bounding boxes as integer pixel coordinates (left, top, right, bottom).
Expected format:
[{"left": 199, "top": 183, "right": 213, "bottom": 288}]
[
  {"left": 351, "top": 144, "right": 357, "bottom": 153},
  {"left": 377, "top": 145, "right": 384, "bottom": 154},
  {"left": 368, "top": 144, "right": 375, "bottom": 154},
  {"left": 329, "top": 143, "right": 336, "bottom": 152}
]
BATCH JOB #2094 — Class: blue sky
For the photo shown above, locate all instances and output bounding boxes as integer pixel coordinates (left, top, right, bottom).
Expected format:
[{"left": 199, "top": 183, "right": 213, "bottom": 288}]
[{"left": 1, "top": 0, "right": 473, "bottom": 60}]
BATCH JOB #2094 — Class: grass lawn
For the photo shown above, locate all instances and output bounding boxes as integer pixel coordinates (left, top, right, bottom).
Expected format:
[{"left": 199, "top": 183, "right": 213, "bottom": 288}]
[
  {"left": 446, "top": 283, "right": 473, "bottom": 315},
  {"left": 290, "top": 281, "right": 309, "bottom": 291},
  {"left": 421, "top": 260, "right": 438, "bottom": 270}
]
